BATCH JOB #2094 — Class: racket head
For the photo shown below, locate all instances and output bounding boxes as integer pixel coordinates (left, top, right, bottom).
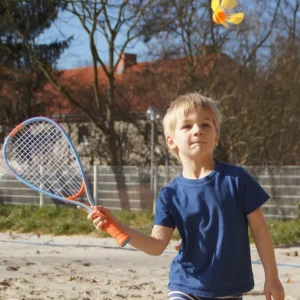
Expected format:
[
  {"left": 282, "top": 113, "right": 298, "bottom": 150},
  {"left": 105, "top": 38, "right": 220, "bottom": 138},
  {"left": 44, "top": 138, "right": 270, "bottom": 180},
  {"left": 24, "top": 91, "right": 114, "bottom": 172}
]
[
  {"left": 3, "top": 117, "right": 131, "bottom": 247},
  {"left": 2, "top": 117, "right": 94, "bottom": 211}
]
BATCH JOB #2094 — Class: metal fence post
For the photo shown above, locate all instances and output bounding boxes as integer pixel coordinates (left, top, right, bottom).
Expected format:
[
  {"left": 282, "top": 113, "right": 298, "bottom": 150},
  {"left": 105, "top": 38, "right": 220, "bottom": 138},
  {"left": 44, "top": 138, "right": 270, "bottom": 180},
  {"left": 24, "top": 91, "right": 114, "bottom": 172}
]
[
  {"left": 39, "top": 192, "right": 44, "bottom": 207},
  {"left": 93, "top": 165, "right": 98, "bottom": 205},
  {"left": 39, "top": 165, "right": 44, "bottom": 207},
  {"left": 165, "top": 155, "right": 169, "bottom": 185},
  {"left": 153, "top": 166, "right": 158, "bottom": 214}
]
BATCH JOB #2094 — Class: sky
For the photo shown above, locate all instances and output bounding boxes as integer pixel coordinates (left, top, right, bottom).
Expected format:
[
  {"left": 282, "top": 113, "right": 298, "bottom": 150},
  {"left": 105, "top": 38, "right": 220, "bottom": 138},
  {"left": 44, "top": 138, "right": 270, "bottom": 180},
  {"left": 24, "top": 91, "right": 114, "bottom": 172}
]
[
  {"left": 39, "top": 10, "right": 149, "bottom": 70},
  {"left": 37, "top": 2, "right": 285, "bottom": 71}
]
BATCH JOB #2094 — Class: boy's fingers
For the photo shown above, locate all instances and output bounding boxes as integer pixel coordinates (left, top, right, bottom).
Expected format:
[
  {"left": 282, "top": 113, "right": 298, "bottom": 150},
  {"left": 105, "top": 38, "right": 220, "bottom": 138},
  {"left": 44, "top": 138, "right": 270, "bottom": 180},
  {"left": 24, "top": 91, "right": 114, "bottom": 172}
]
[
  {"left": 87, "top": 210, "right": 104, "bottom": 220},
  {"left": 86, "top": 206, "right": 109, "bottom": 224},
  {"left": 77, "top": 206, "right": 86, "bottom": 211},
  {"left": 94, "top": 220, "right": 107, "bottom": 230},
  {"left": 87, "top": 212, "right": 96, "bottom": 220},
  {"left": 93, "top": 215, "right": 106, "bottom": 223},
  {"left": 93, "top": 205, "right": 105, "bottom": 213},
  {"left": 264, "top": 291, "right": 271, "bottom": 300}
]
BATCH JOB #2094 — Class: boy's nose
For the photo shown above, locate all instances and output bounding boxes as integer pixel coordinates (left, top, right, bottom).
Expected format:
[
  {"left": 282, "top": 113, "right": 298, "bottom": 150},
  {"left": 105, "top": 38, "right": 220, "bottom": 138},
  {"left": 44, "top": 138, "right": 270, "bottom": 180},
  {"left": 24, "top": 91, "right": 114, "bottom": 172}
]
[{"left": 193, "top": 124, "right": 202, "bottom": 135}]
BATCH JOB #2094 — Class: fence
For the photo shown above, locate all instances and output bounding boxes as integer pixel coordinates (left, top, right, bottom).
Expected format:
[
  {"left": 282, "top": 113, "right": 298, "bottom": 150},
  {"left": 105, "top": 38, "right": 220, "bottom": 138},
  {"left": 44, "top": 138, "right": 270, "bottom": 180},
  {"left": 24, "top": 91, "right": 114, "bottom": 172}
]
[
  {"left": 157, "top": 165, "right": 300, "bottom": 220},
  {"left": 0, "top": 165, "right": 299, "bottom": 219},
  {"left": 0, "top": 166, "right": 153, "bottom": 211}
]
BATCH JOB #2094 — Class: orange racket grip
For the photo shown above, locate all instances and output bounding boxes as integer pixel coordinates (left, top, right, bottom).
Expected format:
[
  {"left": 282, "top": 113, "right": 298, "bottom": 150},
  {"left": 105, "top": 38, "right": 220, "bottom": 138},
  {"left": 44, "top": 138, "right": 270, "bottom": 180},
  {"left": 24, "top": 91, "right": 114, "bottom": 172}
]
[{"left": 96, "top": 212, "right": 130, "bottom": 247}]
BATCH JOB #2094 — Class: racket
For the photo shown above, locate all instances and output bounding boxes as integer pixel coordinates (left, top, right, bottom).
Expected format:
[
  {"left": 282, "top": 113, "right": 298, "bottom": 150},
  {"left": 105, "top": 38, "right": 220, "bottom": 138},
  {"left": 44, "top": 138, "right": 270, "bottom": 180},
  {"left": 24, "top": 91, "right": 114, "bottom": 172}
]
[{"left": 2, "top": 116, "right": 130, "bottom": 247}]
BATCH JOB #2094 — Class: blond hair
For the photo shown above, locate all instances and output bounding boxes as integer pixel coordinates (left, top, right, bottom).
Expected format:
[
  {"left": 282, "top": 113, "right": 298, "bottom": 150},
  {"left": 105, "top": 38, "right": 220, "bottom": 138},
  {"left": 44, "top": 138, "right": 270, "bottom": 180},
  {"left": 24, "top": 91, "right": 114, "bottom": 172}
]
[{"left": 163, "top": 92, "right": 222, "bottom": 159}]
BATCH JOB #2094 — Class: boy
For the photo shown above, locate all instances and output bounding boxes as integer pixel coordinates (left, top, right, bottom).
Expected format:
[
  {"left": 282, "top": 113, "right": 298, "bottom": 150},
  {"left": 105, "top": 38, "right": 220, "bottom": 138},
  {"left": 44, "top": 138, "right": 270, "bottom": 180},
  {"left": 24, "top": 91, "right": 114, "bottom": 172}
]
[{"left": 88, "top": 93, "right": 285, "bottom": 300}]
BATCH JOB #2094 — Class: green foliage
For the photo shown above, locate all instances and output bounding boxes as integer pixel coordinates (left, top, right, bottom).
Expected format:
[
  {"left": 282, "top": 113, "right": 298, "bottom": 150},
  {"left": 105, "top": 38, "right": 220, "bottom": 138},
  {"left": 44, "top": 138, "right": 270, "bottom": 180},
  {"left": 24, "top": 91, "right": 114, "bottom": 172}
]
[
  {"left": 267, "top": 220, "right": 300, "bottom": 246},
  {"left": 0, "top": 0, "right": 72, "bottom": 127},
  {"left": 0, "top": 0, "right": 70, "bottom": 66},
  {"left": 0, "top": 205, "right": 94, "bottom": 235},
  {"left": 1, "top": 205, "right": 299, "bottom": 245},
  {"left": 248, "top": 219, "right": 300, "bottom": 246}
]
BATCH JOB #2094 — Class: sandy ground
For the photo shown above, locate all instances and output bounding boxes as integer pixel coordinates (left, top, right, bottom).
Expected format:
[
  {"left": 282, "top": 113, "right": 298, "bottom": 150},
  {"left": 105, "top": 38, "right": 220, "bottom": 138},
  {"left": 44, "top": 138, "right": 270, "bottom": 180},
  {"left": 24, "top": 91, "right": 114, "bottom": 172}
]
[{"left": 0, "top": 232, "right": 299, "bottom": 300}]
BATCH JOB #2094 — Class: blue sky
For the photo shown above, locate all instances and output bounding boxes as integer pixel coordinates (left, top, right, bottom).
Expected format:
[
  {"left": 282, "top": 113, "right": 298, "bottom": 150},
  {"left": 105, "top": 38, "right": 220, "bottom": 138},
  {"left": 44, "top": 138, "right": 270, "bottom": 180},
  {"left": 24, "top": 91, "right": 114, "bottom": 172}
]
[
  {"left": 38, "top": 3, "right": 282, "bottom": 71},
  {"left": 40, "top": 10, "right": 148, "bottom": 70}
]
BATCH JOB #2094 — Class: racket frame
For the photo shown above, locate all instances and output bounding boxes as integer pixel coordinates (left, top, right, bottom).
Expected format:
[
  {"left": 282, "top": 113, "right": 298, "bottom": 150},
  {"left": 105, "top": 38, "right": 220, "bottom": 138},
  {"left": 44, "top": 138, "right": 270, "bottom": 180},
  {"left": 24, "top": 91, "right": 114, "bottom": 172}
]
[
  {"left": 3, "top": 117, "right": 98, "bottom": 213},
  {"left": 3, "top": 117, "right": 131, "bottom": 247}
]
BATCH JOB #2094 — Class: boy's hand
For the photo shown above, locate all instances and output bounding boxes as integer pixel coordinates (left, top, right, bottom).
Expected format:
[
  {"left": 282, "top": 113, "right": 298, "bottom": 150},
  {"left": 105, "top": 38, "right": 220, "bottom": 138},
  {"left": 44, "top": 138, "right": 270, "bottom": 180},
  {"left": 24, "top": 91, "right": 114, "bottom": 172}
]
[
  {"left": 264, "top": 277, "right": 285, "bottom": 300},
  {"left": 87, "top": 206, "right": 114, "bottom": 232}
]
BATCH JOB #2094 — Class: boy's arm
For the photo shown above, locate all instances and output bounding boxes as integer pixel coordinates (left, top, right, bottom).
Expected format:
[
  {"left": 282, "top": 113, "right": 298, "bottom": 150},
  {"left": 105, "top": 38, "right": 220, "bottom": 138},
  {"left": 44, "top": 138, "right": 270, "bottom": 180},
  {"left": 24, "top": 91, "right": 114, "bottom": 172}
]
[
  {"left": 88, "top": 206, "right": 174, "bottom": 256},
  {"left": 121, "top": 223, "right": 174, "bottom": 256},
  {"left": 247, "top": 207, "right": 285, "bottom": 300}
]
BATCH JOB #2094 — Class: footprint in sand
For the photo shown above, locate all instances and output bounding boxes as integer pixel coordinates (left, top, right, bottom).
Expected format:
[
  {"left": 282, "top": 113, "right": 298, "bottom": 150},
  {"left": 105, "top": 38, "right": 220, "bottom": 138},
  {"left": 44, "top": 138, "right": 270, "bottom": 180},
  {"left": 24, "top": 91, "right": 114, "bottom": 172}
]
[
  {"left": 6, "top": 266, "right": 20, "bottom": 271},
  {"left": 0, "top": 280, "right": 12, "bottom": 287}
]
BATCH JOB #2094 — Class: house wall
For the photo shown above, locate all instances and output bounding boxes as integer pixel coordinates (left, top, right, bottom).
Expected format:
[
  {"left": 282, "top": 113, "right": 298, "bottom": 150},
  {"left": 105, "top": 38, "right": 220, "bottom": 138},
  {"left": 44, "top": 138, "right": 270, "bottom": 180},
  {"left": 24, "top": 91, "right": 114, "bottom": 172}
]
[{"left": 57, "top": 119, "right": 168, "bottom": 167}]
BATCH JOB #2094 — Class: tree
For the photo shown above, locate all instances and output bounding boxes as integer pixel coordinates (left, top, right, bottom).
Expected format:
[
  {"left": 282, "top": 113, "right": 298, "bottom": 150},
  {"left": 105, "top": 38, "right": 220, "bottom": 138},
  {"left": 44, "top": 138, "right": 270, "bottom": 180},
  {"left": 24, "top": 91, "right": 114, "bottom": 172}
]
[
  {"left": 137, "top": 0, "right": 300, "bottom": 167},
  {"left": 36, "top": 0, "right": 166, "bottom": 166},
  {"left": 0, "top": 0, "right": 71, "bottom": 130}
]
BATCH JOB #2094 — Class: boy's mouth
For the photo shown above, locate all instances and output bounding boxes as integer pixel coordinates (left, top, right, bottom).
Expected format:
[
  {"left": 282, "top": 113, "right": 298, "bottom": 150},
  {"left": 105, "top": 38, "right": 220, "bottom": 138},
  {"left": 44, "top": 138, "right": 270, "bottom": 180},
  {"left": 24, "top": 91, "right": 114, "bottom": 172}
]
[{"left": 191, "top": 140, "right": 206, "bottom": 144}]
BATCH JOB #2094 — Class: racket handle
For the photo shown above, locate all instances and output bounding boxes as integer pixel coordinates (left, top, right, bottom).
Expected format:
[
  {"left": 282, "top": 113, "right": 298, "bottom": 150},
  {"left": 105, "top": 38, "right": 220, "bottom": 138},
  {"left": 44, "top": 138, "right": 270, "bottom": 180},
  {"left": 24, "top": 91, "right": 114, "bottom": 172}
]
[{"left": 97, "top": 213, "right": 130, "bottom": 247}]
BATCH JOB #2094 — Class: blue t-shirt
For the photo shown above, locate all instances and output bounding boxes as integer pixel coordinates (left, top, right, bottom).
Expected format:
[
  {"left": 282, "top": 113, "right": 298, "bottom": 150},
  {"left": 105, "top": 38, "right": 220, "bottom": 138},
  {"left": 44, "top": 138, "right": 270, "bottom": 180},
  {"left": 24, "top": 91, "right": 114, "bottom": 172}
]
[{"left": 153, "top": 160, "right": 269, "bottom": 297}]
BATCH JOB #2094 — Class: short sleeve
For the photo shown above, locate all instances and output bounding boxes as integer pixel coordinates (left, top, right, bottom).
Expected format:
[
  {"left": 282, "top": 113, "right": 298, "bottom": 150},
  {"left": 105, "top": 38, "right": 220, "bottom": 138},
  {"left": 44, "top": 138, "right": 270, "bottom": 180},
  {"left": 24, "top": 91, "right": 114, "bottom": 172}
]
[
  {"left": 238, "top": 167, "right": 270, "bottom": 215},
  {"left": 153, "top": 188, "right": 176, "bottom": 228}
]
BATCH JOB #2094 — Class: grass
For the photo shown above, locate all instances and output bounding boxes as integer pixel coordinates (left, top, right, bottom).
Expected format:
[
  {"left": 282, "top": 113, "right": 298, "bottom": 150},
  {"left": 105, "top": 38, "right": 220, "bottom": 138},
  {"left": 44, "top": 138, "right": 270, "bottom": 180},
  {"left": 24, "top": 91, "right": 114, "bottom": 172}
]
[
  {"left": 0, "top": 204, "right": 162, "bottom": 237},
  {"left": 264, "top": 220, "right": 300, "bottom": 246},
  {"left": 247, "top": 219, "right": 300, "bottom": 246},
  {"left": 0, "top": 205, "right": 299, "bottom": 246},
  {"left": 0, "top": 205, "right": 94, "bottom": 235}
]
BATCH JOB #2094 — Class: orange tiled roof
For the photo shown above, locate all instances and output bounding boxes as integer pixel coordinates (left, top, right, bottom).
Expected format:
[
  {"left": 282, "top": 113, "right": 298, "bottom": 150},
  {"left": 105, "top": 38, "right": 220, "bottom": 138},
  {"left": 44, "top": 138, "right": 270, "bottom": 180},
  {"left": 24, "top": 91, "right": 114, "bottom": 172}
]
[{"left": 42, "top": 52, "right": 224, "bottom": 116}]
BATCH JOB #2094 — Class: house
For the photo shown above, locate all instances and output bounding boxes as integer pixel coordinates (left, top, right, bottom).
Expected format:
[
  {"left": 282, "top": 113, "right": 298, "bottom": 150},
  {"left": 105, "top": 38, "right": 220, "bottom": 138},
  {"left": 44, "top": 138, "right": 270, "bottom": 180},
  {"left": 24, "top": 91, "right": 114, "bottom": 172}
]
[
  {"left": 1, "top": 48, "right": 238, "bottom": 167},
  {"left": 37, "top": 49, "right": 226, "bottom": 166}
]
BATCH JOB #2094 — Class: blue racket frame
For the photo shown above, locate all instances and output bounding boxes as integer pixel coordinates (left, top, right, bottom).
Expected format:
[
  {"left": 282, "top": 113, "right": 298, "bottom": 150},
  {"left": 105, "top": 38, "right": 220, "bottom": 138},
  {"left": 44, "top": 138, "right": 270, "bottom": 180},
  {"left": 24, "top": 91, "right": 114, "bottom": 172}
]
[{"left": 2, "top": 116, "right": 95, "bottom": 212}]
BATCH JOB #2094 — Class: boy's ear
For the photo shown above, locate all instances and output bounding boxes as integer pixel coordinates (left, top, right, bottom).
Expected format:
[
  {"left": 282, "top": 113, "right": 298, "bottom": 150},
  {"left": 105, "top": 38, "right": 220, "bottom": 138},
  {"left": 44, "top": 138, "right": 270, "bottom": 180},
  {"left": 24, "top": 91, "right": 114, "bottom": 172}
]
[
  {"left": 215, "top": 131, "right": 219, "bottom": 146},
  {"left": 166, "top": 135, "right": 177, "bottom": 150}
]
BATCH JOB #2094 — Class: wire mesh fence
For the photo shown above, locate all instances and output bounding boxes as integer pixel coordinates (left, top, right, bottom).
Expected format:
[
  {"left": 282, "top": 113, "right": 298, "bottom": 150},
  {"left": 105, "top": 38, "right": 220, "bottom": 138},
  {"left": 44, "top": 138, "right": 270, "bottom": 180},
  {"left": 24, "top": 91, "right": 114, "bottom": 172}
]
[
  {"left": 0, "top": 165, "right": 299, "bottom": 220},
  {"left": 157, "top": 165, "right": 300, "bottom": 220}
]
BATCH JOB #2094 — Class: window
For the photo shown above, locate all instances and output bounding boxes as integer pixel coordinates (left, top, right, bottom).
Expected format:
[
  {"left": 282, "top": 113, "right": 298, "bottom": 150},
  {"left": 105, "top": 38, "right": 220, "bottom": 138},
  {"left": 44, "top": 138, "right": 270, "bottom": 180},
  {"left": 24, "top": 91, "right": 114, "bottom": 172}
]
[
  {"left": 78, "top": 126, "right": 89, "bottom": 145},
  {"left": 0, "top": 131, "right": 4, "bottom": 145}
]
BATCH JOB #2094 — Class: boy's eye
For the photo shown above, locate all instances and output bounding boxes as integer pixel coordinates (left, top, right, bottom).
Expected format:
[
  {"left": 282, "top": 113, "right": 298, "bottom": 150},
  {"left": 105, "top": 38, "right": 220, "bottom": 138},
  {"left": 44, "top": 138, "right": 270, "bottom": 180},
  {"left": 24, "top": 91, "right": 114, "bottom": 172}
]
[
  {"left": 182, "top": 124, "right": 191, "bottom": 129},
  {"left": 201, "top": 123, "right": 210, "bottom": 128}
]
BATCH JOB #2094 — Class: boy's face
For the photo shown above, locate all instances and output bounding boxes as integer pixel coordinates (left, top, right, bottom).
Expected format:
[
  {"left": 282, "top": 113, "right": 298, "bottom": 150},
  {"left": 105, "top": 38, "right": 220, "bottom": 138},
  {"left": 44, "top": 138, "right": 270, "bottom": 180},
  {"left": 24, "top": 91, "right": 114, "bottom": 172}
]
[{"left": 167, "top": 108, "right": 219, "bottom": 161}]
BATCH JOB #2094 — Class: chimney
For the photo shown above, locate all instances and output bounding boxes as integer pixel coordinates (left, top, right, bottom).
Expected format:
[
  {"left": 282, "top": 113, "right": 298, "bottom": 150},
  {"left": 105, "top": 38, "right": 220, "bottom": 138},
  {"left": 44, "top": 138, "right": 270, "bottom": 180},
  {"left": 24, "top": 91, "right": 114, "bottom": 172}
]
[
  {"left": 199, "top": 45, "right": 217, "bottom": 56},
  {"left": 117, "top": 53, "right": 137, "bottom": 74}
]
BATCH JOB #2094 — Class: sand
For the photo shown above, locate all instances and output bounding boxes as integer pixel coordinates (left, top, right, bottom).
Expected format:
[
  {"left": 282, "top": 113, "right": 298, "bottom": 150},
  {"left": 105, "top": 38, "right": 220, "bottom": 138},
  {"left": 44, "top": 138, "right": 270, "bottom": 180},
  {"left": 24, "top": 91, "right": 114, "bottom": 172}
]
[{"left": 0, "top": 232, "right": 299, "bottom": 300}]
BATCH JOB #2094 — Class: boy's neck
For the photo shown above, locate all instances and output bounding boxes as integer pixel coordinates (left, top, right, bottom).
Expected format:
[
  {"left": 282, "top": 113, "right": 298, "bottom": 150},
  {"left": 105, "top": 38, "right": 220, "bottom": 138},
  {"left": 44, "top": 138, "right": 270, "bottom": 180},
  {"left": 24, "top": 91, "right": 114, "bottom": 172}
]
[{"left": 181, "top": 157, "right": 216, "bottom": 179}]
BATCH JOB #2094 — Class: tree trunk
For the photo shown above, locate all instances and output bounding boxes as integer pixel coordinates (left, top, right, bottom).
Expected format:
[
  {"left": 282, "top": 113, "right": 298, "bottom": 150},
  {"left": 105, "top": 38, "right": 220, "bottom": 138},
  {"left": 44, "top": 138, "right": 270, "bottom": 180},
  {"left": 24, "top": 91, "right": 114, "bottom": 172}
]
[{"left": 106, "top": 73, "right": 121, "bottom": 166}]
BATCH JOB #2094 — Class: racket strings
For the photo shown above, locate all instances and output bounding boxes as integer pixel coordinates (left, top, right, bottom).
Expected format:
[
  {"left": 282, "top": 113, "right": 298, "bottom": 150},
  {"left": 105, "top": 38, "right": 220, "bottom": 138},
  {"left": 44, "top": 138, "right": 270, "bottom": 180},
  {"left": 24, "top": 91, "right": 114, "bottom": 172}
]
[
  {"left": 23, "top": 142, "right": 73, "bottom": 183},
  {"left": 10, "top": 134, "right": 82, "bottom": 197},
  {"left": 6, "top": 121, "right": 83, "bottom": 198},
  {"left": 9, "top": 123, "right": 53, "bottom": 165},
  {"left": 43, "top": 158, "right": 82, "bottom": 196},
  {"left": 23, "top": 148, "right": 80, "bottom": 197}
]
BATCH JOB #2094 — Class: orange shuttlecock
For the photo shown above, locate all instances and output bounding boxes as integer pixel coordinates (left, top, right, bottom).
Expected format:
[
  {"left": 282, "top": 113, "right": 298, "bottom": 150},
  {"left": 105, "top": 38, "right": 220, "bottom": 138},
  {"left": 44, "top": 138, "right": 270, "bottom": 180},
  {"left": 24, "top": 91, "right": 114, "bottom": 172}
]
[{"left": 211, "top": 0, "right": 244, "bottom": 28}]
